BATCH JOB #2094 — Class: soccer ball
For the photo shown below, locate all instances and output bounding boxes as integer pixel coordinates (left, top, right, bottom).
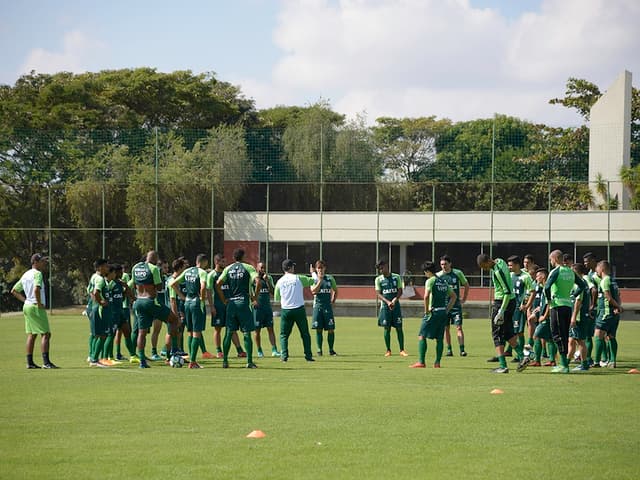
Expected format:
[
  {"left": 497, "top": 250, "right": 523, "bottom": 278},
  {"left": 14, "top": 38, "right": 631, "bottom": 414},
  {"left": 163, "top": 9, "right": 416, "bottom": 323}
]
[{"left": 170, "top": 354, "right": 185, "bottom": 368}]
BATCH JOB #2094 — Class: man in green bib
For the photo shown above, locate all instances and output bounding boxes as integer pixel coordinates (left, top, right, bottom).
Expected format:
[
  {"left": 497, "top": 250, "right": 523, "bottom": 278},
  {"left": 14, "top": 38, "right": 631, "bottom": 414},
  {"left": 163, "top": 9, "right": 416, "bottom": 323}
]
[
  {"left": 11, "top": 253, "right": 58, "bottom": 369},
  {"left": 477, "top": 253, "right": 529, "bottom": 374},
  {"left": 544, "top": 250, "right": 587, "bottom": 373},
  {"left": 410, "top": 261, "right": 456, "bottom": 369},
  {"left": 131, "top": 250, "right": 180, "bottom": 368}
]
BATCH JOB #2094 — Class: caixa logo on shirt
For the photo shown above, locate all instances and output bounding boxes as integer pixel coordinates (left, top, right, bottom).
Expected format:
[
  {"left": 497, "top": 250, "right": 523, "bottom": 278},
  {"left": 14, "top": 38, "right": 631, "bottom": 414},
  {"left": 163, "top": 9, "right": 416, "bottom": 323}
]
[{"left": 382, "top": 288, "right": 397, "bottom": 295}]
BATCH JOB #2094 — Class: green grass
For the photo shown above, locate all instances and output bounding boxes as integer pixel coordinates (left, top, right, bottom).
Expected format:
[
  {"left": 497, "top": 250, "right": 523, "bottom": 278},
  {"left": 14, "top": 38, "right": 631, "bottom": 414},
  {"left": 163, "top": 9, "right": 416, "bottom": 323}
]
[{"left": 1, "top": 311, "right": 639, "bottom": 480}]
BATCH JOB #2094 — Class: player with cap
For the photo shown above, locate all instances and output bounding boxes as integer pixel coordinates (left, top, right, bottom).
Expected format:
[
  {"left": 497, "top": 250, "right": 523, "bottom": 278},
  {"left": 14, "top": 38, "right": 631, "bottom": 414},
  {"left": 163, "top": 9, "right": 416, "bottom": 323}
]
[
  {"left": 11, "top": 253, "right": 58, "bottom": 369},
  {"left": 374, "top": 259, "right": 408, "bottom": 357},
  {"left": 274, "top": 259, "right": 316, "bottom": 362}
]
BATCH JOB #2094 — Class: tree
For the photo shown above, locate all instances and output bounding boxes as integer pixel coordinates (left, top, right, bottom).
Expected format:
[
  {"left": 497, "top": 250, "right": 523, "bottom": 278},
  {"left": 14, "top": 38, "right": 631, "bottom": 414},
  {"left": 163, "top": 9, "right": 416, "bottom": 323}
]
[{"left": 373, "top": 116, "right": 451, "bottom": 182}]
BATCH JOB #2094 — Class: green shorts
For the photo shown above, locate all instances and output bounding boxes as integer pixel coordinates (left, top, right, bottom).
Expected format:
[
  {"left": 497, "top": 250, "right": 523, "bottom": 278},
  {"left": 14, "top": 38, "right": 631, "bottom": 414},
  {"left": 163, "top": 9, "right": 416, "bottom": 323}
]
[
  {"left": 254, "top": 306, "right": 274, "bottom": 328},
  {"left": 533, "top": 320, "right": 552, "bottom": 341},
  {"left": 448, "top": 308, "right": 463, "bottom": 326},
  {"left": 23, "top": 304, "right": 50, "bottom": 334},
  {"left": 312, "top": 304, "right": 335, "bottom": 330},
  {"left": 89, "top": 305, "right": 110, "bottom": 336},
  {"left": 378, "top": 304, "right": 403, "bottom": 328},
  {"left": 596, "top": 314, "right": 620, "bottom": 336},
  {"left": 185, "top": 298, "right": 206, "bottom": 333},
  {"left": 419, "top": 309, "right": 447, "bottom": 339},
  {"left": 133, "top": 297, "right": 171, "bottom": 330},
  {"left": 211, "top": 303, "right": 226, "bottom": 327},
  {"left": 225, "top": 301, "right": 255, "bottom": 333},
  {"left": 512, "top": 308, "right": 526, "bottom": 334}
]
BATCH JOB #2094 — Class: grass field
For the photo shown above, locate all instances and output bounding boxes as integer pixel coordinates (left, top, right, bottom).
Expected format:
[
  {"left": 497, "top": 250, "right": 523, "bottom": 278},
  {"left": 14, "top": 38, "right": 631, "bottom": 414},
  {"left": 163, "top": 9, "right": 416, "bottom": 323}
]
[{"left": 1, "top": 311, "right": 639, "bottom": 480}]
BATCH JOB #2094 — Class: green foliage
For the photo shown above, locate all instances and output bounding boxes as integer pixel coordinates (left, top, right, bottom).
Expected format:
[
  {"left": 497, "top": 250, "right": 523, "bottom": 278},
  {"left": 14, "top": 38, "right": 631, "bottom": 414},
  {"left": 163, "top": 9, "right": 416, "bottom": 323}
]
[{"left": 621, "top": 164, "right": 640, "bottom": 209}]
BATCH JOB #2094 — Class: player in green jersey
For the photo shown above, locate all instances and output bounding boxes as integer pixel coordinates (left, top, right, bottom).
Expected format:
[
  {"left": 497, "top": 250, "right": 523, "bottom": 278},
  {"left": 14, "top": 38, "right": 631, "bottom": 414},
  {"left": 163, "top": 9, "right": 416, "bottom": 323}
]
[
  {"left": 375, "top": 259, "right": 408, "bottom": 357},
  {"left": 506, "top": 255, "right": 535, "bottom": 363},
  {"left": 100, "top": 265, "right": 120, "bottom": 364},
  {"left": 568, "top": 263, "right": 593, "bottom": 372},
  {"left": 437, "top": 255, "right": 468, "bottom": 357},
  {"left": 529, "top": 268, "right": 556, "bottom": 366},
  {"left": 274, "top": 259, "right": 316, "bottom": 363},
  {"left": 215, "top": 248, "right": 259, "bottom": 368},
  {"left": 207, "top": 253, "right": 245, "bottom": 359},
  {"left": 131, "top": 250, "right": 181, "bottom": 368},
  {"left": 477, "top": 254, "right": 528, "bottom": 373},
  {"left": 149, "top": 259, "right": 170, "bottom": 361},
  {"left": 11, "top": 253, "right": 58, "bottom": 369},
  {"left": 544, "top": 250, "right": 587, "bottom": 373},
  {"left": 582, "top": 252, "right": 601, "bottom": 365},
  {"left": 86, "top": 258, "right": 112, "bottom": 367},
  {"left": 310, "top": 260, "right": 338, "bottom": 356},
  {"left": 171, "top": 254, "right": 211, "bottom": 368},
  {"left": 253, "top": 261, "right": 280, "bottom": 358},
  {"left": 593, "top": 260, "right": 623, "bottom": 368},
  {"left": 107, "top": 264, "right": 136, "bottom": 362},
  {"left": 410, "top": 261, "right": 457, "bottom": 368},
  {"left": 167, "top": 257, "right": 188, "bottom": 356},
  {"left": 114, "top": 263, "right": 135, "bottom": 361}
]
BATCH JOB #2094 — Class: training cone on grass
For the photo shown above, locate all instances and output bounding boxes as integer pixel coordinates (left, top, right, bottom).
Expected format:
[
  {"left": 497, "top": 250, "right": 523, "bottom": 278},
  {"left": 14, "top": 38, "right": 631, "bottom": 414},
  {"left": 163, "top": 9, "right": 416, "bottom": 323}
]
[
  {"left": 490, "top": 389, "right": 504, "bottom": 394},
  {"left": 628, "top": 368, "right": 640, "bottom": 374},
  {"left": 246, "top": 430, "right": 266, "bottom": 438}
]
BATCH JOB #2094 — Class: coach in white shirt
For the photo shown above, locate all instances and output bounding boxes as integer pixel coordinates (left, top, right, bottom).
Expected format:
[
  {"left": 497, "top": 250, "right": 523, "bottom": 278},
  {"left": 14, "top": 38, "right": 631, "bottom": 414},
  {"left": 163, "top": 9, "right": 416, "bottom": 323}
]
[{"left": 274, "top": 259, "right": 317, "bottom": 362}]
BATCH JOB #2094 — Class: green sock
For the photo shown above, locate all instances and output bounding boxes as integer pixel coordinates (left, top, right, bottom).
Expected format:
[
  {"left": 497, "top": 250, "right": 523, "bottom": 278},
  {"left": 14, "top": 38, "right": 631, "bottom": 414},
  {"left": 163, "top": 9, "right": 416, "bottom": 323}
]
[
  {"left": 548, "top": 342, "right": 557, "bottom": 362},
  {"left": 316, "top": 331, "right": 323, "bottom": 352},
  {"left": 505, "top": 344, "right": 513, "bottom": 354},
  {"left": 608, "top": 338, "right": 618, "bottom": 363},
  {"left": 191, "top": 336, "right": 200, "bottom": 362},
  {"left": 594, "top": 337, "right": 604, "bottom": 362},
  {"left": 396, "top": 327, "right": 405, "bottom": 350},
  {"left": 446, "top": 344, "right": 452, "bottom": 352},
  {"left": 602, "top": 340, "right": 609, "bottom": 362},
  {"left": 383, "top": 329, "right": 391, "bottom": 351},
  {"left": 517, "top": 335, "right": 525, "bottom": 353},
  {"left": 151, "top": 347, "right": 158, "bottom": 356},
  {"left": 581, "top": 360, "right": 589, "bottom": 369},
  {"left": 103, "top": 335, "right": 114, "bottom": 359},
  {"left": 534, "top": 339, "right": 542, "bottom": 362},
  {"left": 94, "top": 337, "right": 106, "bottom": 360},
  {"left": 498, "top": 355, "right": 507, "bottom": 369},
  {"left": 199, "top": 335, "right": 207, "bottom": 354},
  {"left": 418, "top": 339, "right": 427, "bottom": 364},
  {"left": 514, "top": 343, "right": 524, "bottom": 361},
  {"left": 586, "top": 337, "right": 593, "bottom": 360},
  {"left": 560, "top": 354, "right": 569, "bottom": 368},
  {"left": 435, "top": 339, "right": 444, "bottom": 364},
  {"left": 171, "top": 335, "right": 179, "bottom": 355},
  {"left": 236, "top": 343, "right": 244, "bottom": 354},
  {"left": 542, "top": 343, "right": 548, "bottom": 356},
  {"left": 328, "top": 331, "right": 335, "bottom": 351},
  {"left": 243, "top": 333, "right": 253, "bottom": 364},
  {"left": 527, "top": 337, "right": 534, "bottom": 347},
  {"left": 271, "top": 345, "right": 278, "bottom": 353},
  {"left": 179, "top": 334, "right": 184, "bottom": 352},
  {"left": 216, "top": 345, "right": 222, "bottom": 353},
  {"left": 125, "top": 336, "right": 136, "bottom": 356},
  {"left": 116, "top": 341, "right": 122, "bottom": 357},
  {"left": 88, "top": 335, "right": 93, "bottom": 357},
  {"left": 459, "top": 344, "right": 465, "bottom": 354},
  {"left": 137, "top": 348, "right": 146, "bottom": 365}
]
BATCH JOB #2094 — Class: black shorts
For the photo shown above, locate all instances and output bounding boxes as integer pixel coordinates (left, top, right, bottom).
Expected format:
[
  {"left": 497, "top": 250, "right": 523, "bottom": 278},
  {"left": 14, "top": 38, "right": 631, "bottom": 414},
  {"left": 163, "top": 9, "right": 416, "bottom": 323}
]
[{"left": 491, "top": 298, "right": 516, "bottom": 347}]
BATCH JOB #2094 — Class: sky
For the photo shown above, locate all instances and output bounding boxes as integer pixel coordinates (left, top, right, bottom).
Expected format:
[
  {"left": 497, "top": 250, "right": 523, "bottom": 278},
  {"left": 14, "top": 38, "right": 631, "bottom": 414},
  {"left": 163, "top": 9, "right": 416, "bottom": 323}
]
[{"left": 1, "top": 0, "right": 639, "bottom": 127}]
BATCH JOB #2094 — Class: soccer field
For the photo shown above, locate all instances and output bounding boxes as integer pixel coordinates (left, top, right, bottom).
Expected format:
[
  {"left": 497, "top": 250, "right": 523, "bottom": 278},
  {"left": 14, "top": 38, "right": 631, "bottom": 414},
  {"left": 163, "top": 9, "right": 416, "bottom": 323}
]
[{"left": 1, "top": 312, "right": 639, "bottom": 480}]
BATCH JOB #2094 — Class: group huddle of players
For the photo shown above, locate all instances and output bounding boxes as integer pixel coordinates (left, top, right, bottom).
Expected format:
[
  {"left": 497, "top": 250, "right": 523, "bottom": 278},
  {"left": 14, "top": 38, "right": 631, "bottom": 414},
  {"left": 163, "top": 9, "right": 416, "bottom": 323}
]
[{"left": 84, "top": 249, "right": 338, "bottom": 369}]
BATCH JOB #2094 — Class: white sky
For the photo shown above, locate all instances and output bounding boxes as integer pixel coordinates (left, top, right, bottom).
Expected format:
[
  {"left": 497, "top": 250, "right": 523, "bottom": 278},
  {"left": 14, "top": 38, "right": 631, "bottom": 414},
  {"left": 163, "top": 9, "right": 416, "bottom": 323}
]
[{"left": 1, "top": 0, "right": 638, "bottom": 126}]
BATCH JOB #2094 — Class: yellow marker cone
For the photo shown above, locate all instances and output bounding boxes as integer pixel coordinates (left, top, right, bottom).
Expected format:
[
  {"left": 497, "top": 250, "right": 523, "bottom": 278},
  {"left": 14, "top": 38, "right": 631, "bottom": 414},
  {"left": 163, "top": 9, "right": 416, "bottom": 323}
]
[
  {"left": 490, "top": 389, "right": 504, "bottom": 394},
  {"left": 628, "top": 368, "right": 640, "bottom": 374},
  {"left": 246, "top": 430, "right": 266, "bottom": 438}
]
